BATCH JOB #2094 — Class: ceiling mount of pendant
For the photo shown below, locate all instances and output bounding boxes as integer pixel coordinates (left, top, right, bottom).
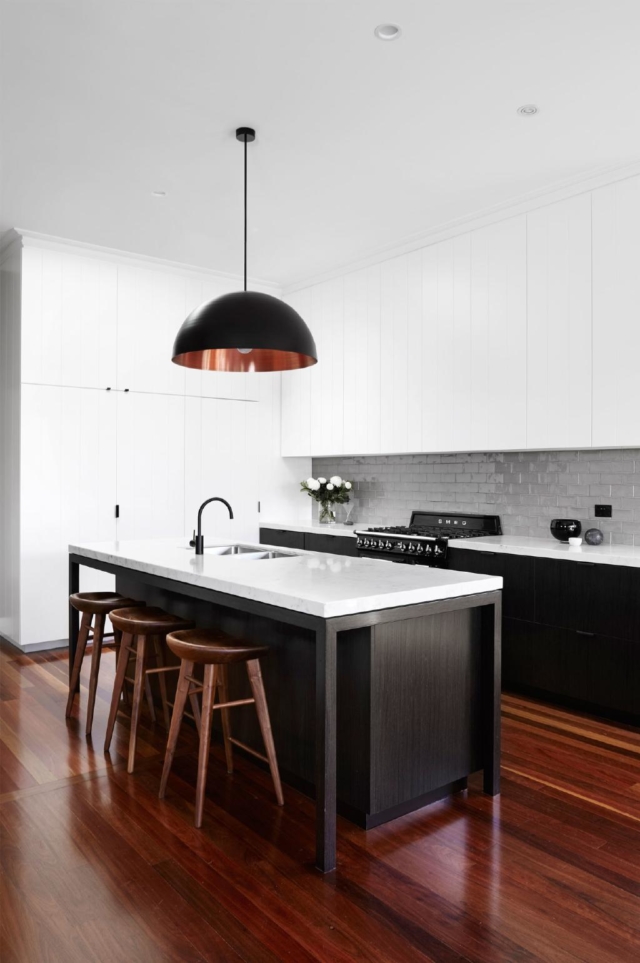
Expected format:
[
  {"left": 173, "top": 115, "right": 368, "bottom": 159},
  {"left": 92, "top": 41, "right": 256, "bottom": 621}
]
[{"left": 171, "top": 125, "right": 317, "bottom": 373}]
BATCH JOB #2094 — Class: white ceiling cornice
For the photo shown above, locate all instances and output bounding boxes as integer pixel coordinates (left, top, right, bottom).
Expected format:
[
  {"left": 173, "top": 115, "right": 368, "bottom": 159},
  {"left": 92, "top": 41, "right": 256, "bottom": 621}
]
[
  {"left": 1, "top": 228, "right": 281, "bottom": 294},
  {"left": 283, "top": 159, "right": 640, "bottom": 293}
]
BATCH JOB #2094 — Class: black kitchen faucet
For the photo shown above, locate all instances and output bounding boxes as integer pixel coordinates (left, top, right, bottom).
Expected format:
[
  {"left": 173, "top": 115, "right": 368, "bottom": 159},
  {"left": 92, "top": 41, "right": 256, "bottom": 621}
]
[{"left": 191, "top": 497, "right": 234, "bottom": 554}]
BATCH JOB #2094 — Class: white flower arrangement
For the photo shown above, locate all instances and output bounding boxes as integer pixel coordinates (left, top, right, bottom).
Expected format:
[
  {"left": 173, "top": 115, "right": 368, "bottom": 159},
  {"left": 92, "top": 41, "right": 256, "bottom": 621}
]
[{"left": 300, "top": 475, "right": 353, "bottom": 523}]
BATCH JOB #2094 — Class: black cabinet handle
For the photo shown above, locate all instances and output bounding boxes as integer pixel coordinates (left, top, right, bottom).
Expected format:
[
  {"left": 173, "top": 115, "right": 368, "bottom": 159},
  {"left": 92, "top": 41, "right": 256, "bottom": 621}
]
[
  {"left": 576, "top": 629, "right": 595, "bottom": 637},
  {"left": 478, "top": 551, "right": 497, "bottom": 556},
  {"left": 576, "top": 561, "right": 595, "bottom": 567}
]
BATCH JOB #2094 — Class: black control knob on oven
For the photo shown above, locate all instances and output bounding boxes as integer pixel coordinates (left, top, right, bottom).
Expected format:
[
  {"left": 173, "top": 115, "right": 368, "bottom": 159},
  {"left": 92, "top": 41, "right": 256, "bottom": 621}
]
[
  {"left": 416, "top": 544, "right": 424, "bottom": 554},
  {"left": 407, "top": 542, "right": 416, "bottom": 553},
  {"left": 362, "top": 538, "right": 370, "bottom": 548},
  {"left": 423, "top": 543, "right": 432, "bottom": 555},
  {"left": 397, "top": 542, "right": 406, "bottom": 552},
  {"left": 356, "top": 537, "right": 363, "bottom": 549},
  {"left": 385, "top": 540, "right": 393, "bottom": 550}
]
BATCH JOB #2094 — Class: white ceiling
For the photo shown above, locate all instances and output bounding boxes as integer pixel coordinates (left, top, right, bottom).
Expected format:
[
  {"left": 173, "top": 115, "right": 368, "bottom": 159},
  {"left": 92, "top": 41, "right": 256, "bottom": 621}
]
[{"left": 2, "top": 0, "right": 640, "bottom": 286}]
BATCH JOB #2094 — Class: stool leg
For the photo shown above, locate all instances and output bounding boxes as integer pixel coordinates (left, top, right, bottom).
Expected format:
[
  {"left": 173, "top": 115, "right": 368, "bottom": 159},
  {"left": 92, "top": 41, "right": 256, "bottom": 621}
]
[
  {"left": 195, "top": 663, "right": 216, "bottom": 828},
  {"left": 144, "top": 673, "right": 156, "bottom": 724},
  {"left": 159, "top": 659, "right": 192, "bottom": 799},
  {"left": 247, "top": 659, "right": 284, "bottom": 806},
  {"left": 153, "top": 635, "right": 171, "bottom": 730},
  {"left": 113, "top": 630, "right": 130, "bottom": 706},
  {"left": 217, "top": 664, "right": 234, "bottom": 774},
  {"left": 189, "top": 687, "right": 202, "bottom": 736},
  {"left": 85, "top": 614, "right": 106, "bottom": 736},
  {"left": 104, "top": 632, "right": 133, "bottom": 751},
  {"left": 127, "top": 635, "right": 147, "bottom": 773},
  {"left": 65, "top": 612, "right": 92, "bottom": 718}
]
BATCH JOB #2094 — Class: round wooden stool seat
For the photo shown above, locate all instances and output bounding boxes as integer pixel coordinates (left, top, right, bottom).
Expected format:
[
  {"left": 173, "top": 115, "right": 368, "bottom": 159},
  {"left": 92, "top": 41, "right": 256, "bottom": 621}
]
[
  {"left": 69, "top": 592, "right": 139, "bottom": 615},
  {"left": 110, "top": 606, "right": 195, "bottom": 636},
  {"left": 166, "top": 628, "right": 270, "bottom": 665}
]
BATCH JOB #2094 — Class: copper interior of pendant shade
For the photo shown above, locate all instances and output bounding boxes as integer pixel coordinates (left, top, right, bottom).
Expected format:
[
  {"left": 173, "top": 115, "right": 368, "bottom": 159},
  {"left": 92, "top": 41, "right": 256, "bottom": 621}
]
[{"left": 172, "top": 348, "right": 317, "bottom": 373}]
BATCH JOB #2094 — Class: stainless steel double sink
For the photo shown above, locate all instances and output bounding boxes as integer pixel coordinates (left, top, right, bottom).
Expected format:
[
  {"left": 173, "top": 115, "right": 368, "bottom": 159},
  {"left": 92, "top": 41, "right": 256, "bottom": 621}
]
[{"left": 189, "top": 543, "right": 294, "bottom": 560}]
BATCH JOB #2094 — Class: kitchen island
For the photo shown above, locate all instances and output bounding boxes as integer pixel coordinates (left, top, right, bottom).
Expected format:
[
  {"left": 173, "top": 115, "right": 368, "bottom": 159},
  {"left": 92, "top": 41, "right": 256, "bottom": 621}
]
[{"left": 69, "top": 537, "right": 502, "bottom": 872}]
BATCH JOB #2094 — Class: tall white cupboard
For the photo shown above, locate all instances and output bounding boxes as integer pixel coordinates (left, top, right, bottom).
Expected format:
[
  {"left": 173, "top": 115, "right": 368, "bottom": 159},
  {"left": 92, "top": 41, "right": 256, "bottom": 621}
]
[{"left": 0, "top": 233, "right": 310, "bottom": 649}]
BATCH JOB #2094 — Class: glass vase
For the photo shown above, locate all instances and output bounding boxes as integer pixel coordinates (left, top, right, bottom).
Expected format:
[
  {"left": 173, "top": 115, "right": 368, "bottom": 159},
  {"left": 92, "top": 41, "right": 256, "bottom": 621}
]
[{"left": 318, "top": 503, "right": 336, "bottom": 525}]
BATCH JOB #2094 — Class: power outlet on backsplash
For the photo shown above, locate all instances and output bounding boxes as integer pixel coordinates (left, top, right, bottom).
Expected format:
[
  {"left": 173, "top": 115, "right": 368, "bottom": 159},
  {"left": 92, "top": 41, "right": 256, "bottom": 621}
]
[{"left": 595, "top": 504, "right": 612, "bottom": 517}]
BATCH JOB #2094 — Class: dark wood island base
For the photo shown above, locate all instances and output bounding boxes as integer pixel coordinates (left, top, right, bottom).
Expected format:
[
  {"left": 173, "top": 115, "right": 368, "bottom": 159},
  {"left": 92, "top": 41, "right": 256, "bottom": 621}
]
[{"left": 69, "top": 553, "right": 501, "bottom": 872}]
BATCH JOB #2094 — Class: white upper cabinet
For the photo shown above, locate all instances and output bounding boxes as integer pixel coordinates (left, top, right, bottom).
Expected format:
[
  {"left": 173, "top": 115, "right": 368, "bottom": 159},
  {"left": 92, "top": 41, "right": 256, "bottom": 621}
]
[
  {"left": 469, "top": 215, "right": 527, "bottom": 451},
  {"left": 592, "top": 175, "right": 640, "bottom": 448},
  {"left": 116, "top": 264, "right": 186, "bottom": 395},
  {"left": 281, "top": 289, "right": 312, "bottom": 457},
  {"left": 421, "top": 235, "right": 473, "bottom": 452},
  {"left": 342, "top": 266, "right": 382, "bottom": 455},
  {"left": 21, "top": 247, "right": 118, "bottom": 389},
  {"left": 526, "top": 195, "right": 592, "bottom": 450}
]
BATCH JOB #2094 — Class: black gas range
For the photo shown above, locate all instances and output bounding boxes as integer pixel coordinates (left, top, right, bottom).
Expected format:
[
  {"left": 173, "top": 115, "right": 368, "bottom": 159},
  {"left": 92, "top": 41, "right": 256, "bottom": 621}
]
[{"left": 355, "top": 511, "right": 502, "bottom": 567}]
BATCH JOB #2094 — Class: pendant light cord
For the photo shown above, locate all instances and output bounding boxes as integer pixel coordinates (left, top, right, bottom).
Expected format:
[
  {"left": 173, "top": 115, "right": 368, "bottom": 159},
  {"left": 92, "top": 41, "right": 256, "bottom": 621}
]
[{"left": 243, "top": 134, "right": 247, "bottom": 292}]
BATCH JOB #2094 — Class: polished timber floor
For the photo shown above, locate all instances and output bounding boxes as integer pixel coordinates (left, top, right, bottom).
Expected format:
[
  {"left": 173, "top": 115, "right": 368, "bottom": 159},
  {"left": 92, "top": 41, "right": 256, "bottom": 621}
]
[{"left": 1, "top": 638, "right": 639, "bottom": 963}]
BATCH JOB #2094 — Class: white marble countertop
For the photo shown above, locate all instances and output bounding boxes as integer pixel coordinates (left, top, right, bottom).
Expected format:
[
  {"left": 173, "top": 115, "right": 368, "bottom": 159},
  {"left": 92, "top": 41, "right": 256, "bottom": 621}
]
[
  {"left": 69, "top": 536, "right": 502, "bottom": 619},
  {"left": 447, "top": 535, "right": 640, "bottom": 568}
]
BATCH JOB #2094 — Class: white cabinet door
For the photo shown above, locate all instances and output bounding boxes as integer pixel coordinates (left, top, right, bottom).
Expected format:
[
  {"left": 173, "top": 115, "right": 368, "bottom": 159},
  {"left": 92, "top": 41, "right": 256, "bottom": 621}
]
[
  {"left": 282, "top": 289, "right": 312, "bottom": 456},
  {"left": 182, "top": 276, "right": 260, "bottom": 402},
  {"left": 116, "top": 391, "right": 185, "bottom": 539},
  {"left": 21, "top": 247, "right": 118, "bottom": 389},
  {"left": 184, "top": 396, "right": 259, "bottom": 544},
  {"left": 116, "top": 265, "right": 186, "bottom": 396},
  {"left": 313, "top": 278, "right": 344, "bottom": 456},
  {"left": 421, "top": 235, "right": 473, "bottom": 452},
  {"left": 470, "top": 215, "right": 527, "bottom": 451},
  {"left": 592, "top": 176, "right": 640, "bottom": 447},
  {"left": 20, "top": 384, "right": 117, "bottom": 646},
  {"left": 526, "top": 194, "right": 592, "bottom": 449},
  {"left": 342, "top": 265, "right": 383, "bottom": 454}
]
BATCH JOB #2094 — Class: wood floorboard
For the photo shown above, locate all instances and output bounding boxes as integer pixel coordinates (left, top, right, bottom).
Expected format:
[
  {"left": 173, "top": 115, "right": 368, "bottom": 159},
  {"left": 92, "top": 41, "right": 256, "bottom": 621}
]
[{"left": 1, "top": 637, "right": 639, "bottom": 962}]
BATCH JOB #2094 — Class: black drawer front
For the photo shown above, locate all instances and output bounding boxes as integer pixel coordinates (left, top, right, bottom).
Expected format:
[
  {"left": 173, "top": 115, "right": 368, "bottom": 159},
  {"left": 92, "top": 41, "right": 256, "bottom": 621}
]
[
  {"left": 304, "top": 533, "right": 359, "bottom": 557},
  {"left": 503, "top": 618, "right": 639, "bottom": 717},
  {"left": 533, "top": 558, "right": 640, "bottom": 642},
  {"left": 447, "top": 548, "right": 534, "bottom": 621},
  {"left": 259, "top": 528, "right": 305, "bottom": 550}
]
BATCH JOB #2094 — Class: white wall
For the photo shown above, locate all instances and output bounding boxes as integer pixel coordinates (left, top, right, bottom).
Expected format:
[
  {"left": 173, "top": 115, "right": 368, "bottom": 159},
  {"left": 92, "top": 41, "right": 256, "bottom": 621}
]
[{"left": 5, "top": 233, "right": 311, "bottom": 649}]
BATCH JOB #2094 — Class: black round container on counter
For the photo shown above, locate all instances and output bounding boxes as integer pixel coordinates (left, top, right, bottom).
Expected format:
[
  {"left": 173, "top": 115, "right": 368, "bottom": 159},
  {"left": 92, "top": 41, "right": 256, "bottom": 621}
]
[{"left": 550, "top": 518, "right": 582, "bottom": 541}]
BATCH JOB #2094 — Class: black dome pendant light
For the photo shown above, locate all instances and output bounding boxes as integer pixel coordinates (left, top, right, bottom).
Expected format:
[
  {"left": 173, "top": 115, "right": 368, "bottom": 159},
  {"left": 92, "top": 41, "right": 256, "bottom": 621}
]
[{"left": 172, "top": 127, "right": 317, "bottom": 373}]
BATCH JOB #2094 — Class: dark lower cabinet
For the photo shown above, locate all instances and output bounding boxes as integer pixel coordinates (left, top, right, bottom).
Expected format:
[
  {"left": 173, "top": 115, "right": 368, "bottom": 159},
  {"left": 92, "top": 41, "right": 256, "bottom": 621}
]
[
  {"left": 451, "top": 547, "right": 639, "bottom": 723},
  {"left": 260, "top": 530, "right": 640, "bottom": 723},
  {"left": 448, "top": 548, "right": 535, "bottom": 620},
  {"left": 259, "top": 528, "right": 358, "bottom": 557},
  {"left": 259, "top": 528, "right": 305, "bottom": 550},
  {"left": 503, "top": 618, "right": 639, "bottom": 720},
  {"left": 304, "top": 532, "right": 359, "bottom": 557}
]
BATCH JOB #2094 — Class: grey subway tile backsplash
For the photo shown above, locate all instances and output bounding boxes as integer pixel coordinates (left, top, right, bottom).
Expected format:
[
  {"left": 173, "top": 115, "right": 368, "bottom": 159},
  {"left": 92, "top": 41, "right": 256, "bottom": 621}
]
[{"left": 312, "top": 449, "right": 640, "bottom": 545}]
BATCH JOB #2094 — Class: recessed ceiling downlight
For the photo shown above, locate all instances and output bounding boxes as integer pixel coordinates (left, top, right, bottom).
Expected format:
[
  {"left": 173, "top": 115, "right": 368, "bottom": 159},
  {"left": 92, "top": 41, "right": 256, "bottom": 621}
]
[
  {"left": 374, "top": 23, "right": 401, "bottom": 41},
  {"left": 517, "top": 104, "right": 538, "bottom": 116},
  {"left": 152, "top": 190, "right": 167, "bottom": 197}
]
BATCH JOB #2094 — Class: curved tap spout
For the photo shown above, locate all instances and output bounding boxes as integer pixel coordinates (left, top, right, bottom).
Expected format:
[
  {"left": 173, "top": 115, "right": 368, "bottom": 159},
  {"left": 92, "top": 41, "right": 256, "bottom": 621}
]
[{"left": 194, "top": 497, "right": 234, "bottom": 554}]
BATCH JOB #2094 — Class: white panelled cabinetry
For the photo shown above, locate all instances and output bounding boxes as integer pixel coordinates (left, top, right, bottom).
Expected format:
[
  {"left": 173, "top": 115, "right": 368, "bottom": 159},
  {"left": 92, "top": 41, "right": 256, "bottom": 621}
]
[
  {"left": 3, "top": 233, "right": 309, "bottom": 648},
  {"left": 592, "top": 176, "right": 640, "bottom": 448},
  {"left": 526, "top": 194, "right": 592, "bottom": 449},
  {"left": 282, "top": 173, "right": 640, "bottom": 456}
]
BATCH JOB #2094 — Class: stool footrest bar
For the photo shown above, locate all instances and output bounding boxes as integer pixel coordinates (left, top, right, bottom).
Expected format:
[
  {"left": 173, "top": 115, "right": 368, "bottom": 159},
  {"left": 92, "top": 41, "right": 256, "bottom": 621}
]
[{"left": 228, "top": 737, "right": 268, "bottom": 765}]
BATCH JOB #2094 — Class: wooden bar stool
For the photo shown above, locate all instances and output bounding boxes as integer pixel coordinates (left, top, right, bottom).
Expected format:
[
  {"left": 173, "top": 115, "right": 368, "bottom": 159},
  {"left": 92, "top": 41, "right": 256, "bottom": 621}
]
[
  {"left": 104, "top": 606, "right": 196, "bottom": 773},
  {"left": 66, "top": 592, "right": 140, "bottom": 735},
  {"left": 159, "top": 627, "right": 284, "bottom": 828}
]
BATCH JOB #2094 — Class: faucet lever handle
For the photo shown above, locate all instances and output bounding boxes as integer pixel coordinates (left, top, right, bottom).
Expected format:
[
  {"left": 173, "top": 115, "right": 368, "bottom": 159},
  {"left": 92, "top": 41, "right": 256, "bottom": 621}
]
[{"left": 189, "top": 529, "right": 196, "bottom": 548}]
